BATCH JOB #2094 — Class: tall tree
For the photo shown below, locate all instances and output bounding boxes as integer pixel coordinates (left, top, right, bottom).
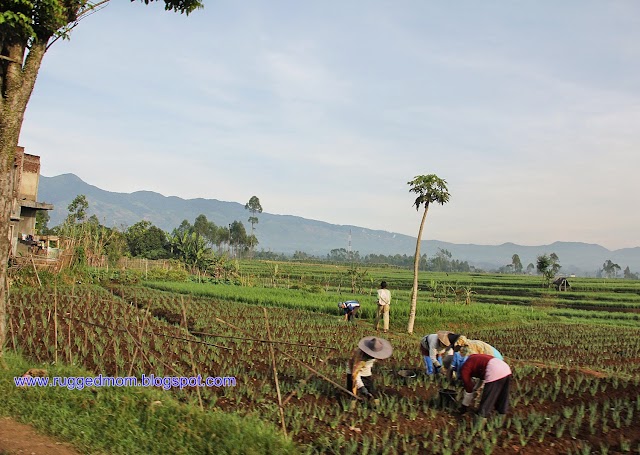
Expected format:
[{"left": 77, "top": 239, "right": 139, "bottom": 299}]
[
  {"left": 602, "top": 259, "right": 621, "bottom": 278},
  {"left": 244, "top": 196, "right": 262, "bottom": 256},
  {"left": 193, "top": 214, "right": 218, "bottom": 247},
  {"left": 549, "top": 252, "right": 562, "bottom": 276},
  {"left": 406, "top": 174, "right": 450, "bottom": 334},
  {"left": 65, "top": 194, "right": 89, "bottom": 225},
  {"left": 0, "top": 0, "right": 203, "bottom": 358},
  {"left": 511, "top": 254, "right": 523, "bottom": 274},
  {"left": 244, "top": 196, "right": 263, "bottom": 235},
  {"left": 228, "top": 220, "right": 248, "bottom": 257},
  {"left": 623, "top": 266, "right": 638, "bottom": 280}
]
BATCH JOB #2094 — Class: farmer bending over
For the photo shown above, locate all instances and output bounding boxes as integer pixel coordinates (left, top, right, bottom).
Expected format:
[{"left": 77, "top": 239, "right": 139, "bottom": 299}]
[
  {"left": 419, "top": 331, "right": 460, "bottom": 375},
  {"left": 338, "top": 300, "right": 361, "bottom": 322},
  {"left": 346, "top": 336, "right": 393, "bottom": 402},
  {"left": 456, "top": 354, "right": 512, "bottom": 418},
  {"left": 454, "top": 336, "right": 503, "bottom": 359}
]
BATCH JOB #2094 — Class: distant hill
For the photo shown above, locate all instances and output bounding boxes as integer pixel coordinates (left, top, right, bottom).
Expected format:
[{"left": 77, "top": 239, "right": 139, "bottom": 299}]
[{"left": 39, "top": 173, "right": 640, "bottom": 276}]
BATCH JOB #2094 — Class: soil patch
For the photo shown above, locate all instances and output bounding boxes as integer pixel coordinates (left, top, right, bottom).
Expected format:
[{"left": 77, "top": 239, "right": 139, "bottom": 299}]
[{"left": 0, "top": 417, "right": 82, "bottom": 455}]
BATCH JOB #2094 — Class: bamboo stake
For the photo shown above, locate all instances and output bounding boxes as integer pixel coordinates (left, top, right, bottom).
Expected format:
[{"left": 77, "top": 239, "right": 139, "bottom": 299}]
[
  {"left": 8, "top": 315, "right": 17, "bottom": 354},
  {"left": 263, "top": 308, "right": 287, "bottom": 436},
  {"left": 54, "top": 283, "right": 58, "bottom": 364},
  {"left": 67, "top": 296, "right": 73, "bottom": 363},
  {"left": 181, "top": 296, "right": 204, "bottom": 411},
  {"left": 128, "top": 305, "right": 152, "bottom": 377},
  {"left": 30, "top": 255, "right": 41, "bottom": 287}
]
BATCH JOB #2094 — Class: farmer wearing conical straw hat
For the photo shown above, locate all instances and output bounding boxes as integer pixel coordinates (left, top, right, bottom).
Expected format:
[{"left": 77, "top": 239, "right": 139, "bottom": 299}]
[
  {"left": 346, "top": 336, "right": 393, "bottom": 401},
  {"left": 419, "top": 331, "right": 461, "bottom": 375},
  {"left": 453, "top": 336, "right": 503, "bottom": 359}
]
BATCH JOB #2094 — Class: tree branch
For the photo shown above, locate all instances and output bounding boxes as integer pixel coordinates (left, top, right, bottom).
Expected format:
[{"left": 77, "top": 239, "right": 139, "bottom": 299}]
[{"left": 0, "top": 55, "right": 21, "bottom": 64}]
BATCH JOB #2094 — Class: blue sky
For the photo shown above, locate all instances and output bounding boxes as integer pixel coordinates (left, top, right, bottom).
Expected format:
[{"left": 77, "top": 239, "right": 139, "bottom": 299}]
[{"left": 20, "top": 1, "right": 640, "bottom": 250}]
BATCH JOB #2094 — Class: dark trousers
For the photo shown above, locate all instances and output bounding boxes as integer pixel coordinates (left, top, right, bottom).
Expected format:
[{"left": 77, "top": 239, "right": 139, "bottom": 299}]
[
  {"left": 345, "top": 374, "right": 375, "bottom": 396},
  {"left": 346, "top": 308, "right": 359, "bottom": 321},
  {"left": 478, "top": 375, "right": 511, "bottom": 417}
]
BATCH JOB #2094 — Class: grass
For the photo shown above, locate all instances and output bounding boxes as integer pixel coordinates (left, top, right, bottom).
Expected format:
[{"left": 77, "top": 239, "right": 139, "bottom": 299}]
[
  {"left": 144, "top": 280, "right": 552, "bottom": 334},
  {"left": 0, "top": 352, "right": 295, "bottom": 455}
]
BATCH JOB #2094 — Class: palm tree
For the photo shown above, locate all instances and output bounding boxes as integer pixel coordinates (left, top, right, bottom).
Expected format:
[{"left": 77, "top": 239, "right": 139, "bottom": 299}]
[{"left": 407, "top": 174, "right": 451, "bottom": 334}]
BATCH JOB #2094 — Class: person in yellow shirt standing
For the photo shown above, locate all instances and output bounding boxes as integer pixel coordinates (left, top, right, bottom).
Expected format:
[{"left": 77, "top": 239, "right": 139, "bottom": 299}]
[{"left": 375, "top": 281, "right": 391, "bottom": 333}]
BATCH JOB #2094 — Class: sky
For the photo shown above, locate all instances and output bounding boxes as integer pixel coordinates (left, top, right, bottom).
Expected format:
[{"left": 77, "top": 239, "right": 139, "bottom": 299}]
[{"left": 19, "top": 1, "right": 640, "bottom": 250}]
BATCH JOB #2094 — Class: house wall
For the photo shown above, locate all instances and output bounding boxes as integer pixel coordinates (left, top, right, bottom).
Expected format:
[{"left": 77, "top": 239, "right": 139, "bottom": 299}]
[
  {"left": 9, "top": 146, "right": 52, "bottom": 257},
  {"left": 20, "top": 153, "right": 41, "bottom": 200}
]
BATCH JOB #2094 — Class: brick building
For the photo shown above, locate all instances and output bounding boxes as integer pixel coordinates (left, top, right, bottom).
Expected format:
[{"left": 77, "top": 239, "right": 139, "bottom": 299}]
[{"left": 9, "top": 146, "right": 54, "bottom": 256}]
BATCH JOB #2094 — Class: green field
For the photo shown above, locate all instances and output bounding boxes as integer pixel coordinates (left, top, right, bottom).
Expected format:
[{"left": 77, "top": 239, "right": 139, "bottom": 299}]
[{"left": 4, "top": 261, "right": 640, "bottom": 454}]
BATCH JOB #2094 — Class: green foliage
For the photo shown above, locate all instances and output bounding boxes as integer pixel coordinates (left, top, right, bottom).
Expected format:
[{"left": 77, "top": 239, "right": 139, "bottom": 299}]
[
  {"left": 65, "top": 194, "right": 88, "bottom": 225},
  {"left": 602, "top": 259, "right": 622, "bottom": 278},
  {"left": 407, "top": 174, "right": 451, "bottom": 210},
  {"left": 71, "top": 245, "right": 87, "bottom": 269},
  {"left": 125, "top": 221, "right": 170, "bottom": 259},
  {"left": 6, "top": 277, "right": 640, "bottom": 454},
  {"left": 35, "top": 209, "right": 50, "bottom": 234},
  {"left": 536, "top": 253, "right": 561, "bottom": 287},
  {"left": 145, "top": 267, "right": 189, "bottom": 282},
  {"left": 87, "top": 268, "right": 143, "bottom": 285}
]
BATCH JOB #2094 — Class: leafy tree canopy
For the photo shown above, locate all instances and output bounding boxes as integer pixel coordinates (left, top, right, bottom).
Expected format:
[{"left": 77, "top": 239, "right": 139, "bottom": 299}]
[
  {"left": 407, "top": 174, "right": 451, "bottom": 210},
  {"left": 1, "top": 1, "right": 203, "bottom": 44}
]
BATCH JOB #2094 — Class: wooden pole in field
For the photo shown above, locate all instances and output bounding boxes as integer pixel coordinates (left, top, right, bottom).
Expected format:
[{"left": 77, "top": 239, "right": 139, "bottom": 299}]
[
  {"left": 8, "top": 314, "right": 17, "bottom": 354},
  {"left": 181, "top": 296, "right": 204, "bottom": 411},
  {"left": 263, "top": 307, "right": 287, "bottom": 436},
  {"left": 67, "top": 297, "right": 73, "bottom": 363},
  {"left": 53, "top": 283, "right": 58, "bottom": 364},
  {"left": 30, "top": 255, "right": 41, "bottom": 287},
  {"left": 128, "top": 305, "right": 152, "bottom": 377}
]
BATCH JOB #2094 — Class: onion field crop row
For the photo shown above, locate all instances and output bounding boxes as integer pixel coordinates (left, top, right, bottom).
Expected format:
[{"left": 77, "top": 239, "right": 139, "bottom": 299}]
[
  {"left": 144, "top": 281, "right": 551, "bottom": 333},
  {"left": 8, "top": 283, "right": 640, "bottom": 454}
]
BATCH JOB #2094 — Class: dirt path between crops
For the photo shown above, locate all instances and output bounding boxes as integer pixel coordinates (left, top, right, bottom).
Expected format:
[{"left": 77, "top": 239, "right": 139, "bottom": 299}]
[{"left": 0, "top": 417, "right": 83, "bottom": 455}]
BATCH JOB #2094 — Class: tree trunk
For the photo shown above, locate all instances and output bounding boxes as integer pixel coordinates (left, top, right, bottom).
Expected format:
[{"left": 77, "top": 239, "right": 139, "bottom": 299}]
[
  {"left": 407, "top": 203, "right": 430, "bottom": 334},
  {"left": 0, "top": 39, "right": 48, "bottom": 358}
]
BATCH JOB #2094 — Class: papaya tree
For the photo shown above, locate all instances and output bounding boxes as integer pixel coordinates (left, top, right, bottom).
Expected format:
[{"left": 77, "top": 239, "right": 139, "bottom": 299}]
[
  {"left": 406, "top": 174, "right": 450, "bottom": 334},
  {"left": 0, "top": 0, "right": 203, "bottom": 358}
]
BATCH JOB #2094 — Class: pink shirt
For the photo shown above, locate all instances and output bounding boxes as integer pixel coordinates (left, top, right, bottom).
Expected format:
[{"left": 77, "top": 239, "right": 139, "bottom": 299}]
[
  {"left": 485, "top": 357, "right": 512, "bottom": 383},
  {"left": 460, "top": 354, "right": 512, "bottom": 393}
]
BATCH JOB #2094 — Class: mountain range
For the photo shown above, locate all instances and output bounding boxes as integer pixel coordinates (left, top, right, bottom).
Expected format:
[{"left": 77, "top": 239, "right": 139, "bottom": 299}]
[{"left": 38, "top": 173, "right": 640, "bottom": 276}]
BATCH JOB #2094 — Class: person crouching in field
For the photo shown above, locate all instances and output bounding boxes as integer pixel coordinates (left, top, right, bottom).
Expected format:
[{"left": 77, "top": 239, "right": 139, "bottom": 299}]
[
  {"left": 419, "top": 331, "right": 461, "bottom": 375},
  {"left": 456, "top": 354, "right": 512, "bottom": 418},
  {"left": 454, "top": 335, "right": 503, "bottom": 359},
  {"left": 444, "top": 337, "right": 504, "bottom": 383},
  {"left": 338, "top": 300, "right": 361, "bottom": 322},
  {"left": 346, "top": 336, "right": 393, "bottom": 403}
]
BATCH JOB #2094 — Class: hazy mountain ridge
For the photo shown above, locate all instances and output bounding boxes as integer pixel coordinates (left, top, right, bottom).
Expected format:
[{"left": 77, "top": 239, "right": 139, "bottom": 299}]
[{"left": 39, "top": 174, "right": 640, "bottom": 276}]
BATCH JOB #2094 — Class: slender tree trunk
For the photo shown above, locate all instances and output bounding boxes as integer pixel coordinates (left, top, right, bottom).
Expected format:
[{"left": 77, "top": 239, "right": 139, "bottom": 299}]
[
  {"left": 1, "top": 39, "right": 48, "bottom": 358},
  {"left": 407, "top": 203, "right": 430, "bottom": 334}
]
